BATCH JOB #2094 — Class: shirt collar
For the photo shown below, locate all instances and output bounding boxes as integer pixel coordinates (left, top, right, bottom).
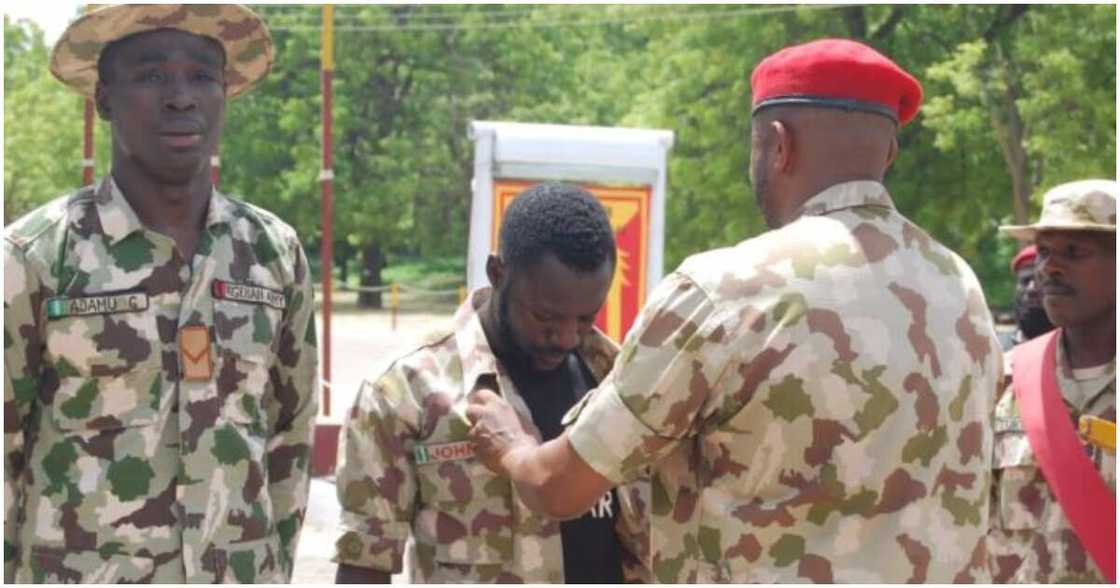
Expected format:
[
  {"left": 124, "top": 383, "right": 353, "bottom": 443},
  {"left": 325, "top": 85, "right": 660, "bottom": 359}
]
[
  {"left": 452, "top": 287, "right": 619, "bottom": 397},
  {"left": 795, "top": 180, "right": 896, "bottom": 219},
  {"left": 95, "top": 175, "right": 237, "bottom": 245},
  {"left": 94, "top": 176, "right": 146, "bottom": 245}
]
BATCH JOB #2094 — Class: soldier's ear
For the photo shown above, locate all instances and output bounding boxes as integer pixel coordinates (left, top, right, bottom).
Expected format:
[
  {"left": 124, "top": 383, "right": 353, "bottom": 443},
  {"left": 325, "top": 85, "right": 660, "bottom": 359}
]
[
  {"left": 884, "top": 135, "right": 899, "bottom": 171},
  {"left": 94, "top": 81, "right": 112, "bottom": 121},
  {"left": 485, "top": 254, "right": 505, "bottom": 290},
  {"left": 771, "top": 119, "right": 794, "bottom": 173}
]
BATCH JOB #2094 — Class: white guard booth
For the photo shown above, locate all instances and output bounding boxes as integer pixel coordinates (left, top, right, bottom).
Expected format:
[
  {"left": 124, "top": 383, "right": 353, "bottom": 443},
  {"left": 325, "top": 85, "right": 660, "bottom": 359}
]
[{"left": 467, "top": 121, "right": 674, "bottom": 341}]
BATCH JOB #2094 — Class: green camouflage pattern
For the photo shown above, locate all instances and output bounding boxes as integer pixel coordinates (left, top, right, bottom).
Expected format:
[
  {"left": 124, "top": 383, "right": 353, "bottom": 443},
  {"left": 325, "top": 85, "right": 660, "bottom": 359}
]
[
  {"left": 4, "top": 177, "right": 318, "bottom": 583},
  {"left": 565, "top": 181, "right": 1003, "bottom": 583},
  {"left": 987, "top": 342, "right": 1115, "bottom": 583},
  {"left": 1000, "top": 179, "right": 1117, "bottom": 240},
  {"left": 50, "top": 4, "right": 274, "bottom": 99},
  {"left": 334, "top": 288, "right": 650, "bottom": 583}
]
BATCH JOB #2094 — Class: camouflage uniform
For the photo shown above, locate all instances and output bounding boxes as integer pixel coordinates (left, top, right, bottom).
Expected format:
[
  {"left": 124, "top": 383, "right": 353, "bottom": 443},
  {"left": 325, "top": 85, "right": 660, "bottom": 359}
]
[
  {"left": 987, "top": 346, "right": 1115, "bottom": 583},
  {"left": 4, "top": 177, "right": 318, "bottom": 583},
  {"left": 334, "top": 288, "right": 649, "bottom": 583},
  {"left": 563, "top": 181, "right": 1003, "bottom": 582}
]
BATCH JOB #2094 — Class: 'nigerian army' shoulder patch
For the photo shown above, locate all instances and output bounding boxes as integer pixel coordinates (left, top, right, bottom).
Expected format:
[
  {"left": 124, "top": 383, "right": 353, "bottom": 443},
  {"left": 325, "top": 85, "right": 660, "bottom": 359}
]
[
  {"left": 414, "top": 441, "right": 475, "bottom": 464},
  {"left": 212, "top": 280, "right": 286, "bottom": 310},
  {"left": 46, "top": 289, "right": 149, "bottom": 320}
]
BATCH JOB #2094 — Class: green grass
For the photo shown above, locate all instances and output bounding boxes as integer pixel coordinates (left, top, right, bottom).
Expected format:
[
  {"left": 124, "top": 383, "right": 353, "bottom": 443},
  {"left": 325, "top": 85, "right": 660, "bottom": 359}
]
[{"left": 381, "top": 255, "right": 465, "bottom": 291}]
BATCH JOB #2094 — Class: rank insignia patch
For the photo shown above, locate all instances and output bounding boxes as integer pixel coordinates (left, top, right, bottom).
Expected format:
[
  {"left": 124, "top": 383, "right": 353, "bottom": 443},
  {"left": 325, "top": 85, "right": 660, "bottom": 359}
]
[{"left": 180, "top": 325, "right": 213, "bottom": 381}]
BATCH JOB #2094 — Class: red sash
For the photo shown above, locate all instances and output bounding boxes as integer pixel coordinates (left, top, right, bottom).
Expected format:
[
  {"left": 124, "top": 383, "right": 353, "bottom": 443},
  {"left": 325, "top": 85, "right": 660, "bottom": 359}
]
[{"left": 1012, "top": 329, "right": 1116, "bottom": 582}]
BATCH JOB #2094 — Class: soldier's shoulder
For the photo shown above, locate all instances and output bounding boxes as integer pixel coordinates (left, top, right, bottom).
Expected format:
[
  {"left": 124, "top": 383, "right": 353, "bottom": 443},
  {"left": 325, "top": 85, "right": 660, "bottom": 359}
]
[
  {"left": 4, "top": 186, "right": 92, "bottom": 251},
  {"left": 365, "top": 321, "right": 459, "bottom": 390},
  {"left": 675, "top": 244, "right": 740, "bottom": 287},
  {"left": 222, "top": 192, "right": 302, "bottom": 246},
  {"left": 674, "top": 234, "right": 788, "bottom": 297}
]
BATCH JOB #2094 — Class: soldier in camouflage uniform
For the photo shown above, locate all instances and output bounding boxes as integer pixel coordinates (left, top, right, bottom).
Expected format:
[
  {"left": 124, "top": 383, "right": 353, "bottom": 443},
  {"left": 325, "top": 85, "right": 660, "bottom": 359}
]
[
  {"left": 333, "top": 184, "right": 648, "bottom": 583},
  {"left": 467, "top": 39, "right": 1003, "bottom": 583},
  {"left": 988, "top": 180, "right": 1116, "bottom": 583},
  {"left": 4, "top": 5, "right": 318, "bottom": 583}
]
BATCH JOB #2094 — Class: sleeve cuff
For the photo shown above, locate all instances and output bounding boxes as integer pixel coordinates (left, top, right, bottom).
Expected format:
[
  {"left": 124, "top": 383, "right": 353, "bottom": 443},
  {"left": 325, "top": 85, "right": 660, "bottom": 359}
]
[
  {"left": 568, "top": 382, "right": 662, "bottom": 486},
  {"left": 332, "top": 514, "right": 410, "bottom": 573}
]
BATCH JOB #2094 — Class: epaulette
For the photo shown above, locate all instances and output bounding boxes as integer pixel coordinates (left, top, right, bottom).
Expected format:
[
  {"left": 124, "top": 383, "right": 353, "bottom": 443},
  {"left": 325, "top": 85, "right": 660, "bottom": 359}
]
[{"left": 4, "top": 187, "right": 90, "bottom": 249}]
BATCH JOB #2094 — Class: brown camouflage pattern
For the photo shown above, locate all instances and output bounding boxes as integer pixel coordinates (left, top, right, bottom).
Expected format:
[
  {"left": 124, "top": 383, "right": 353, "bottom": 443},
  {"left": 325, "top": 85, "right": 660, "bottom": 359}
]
[
  {"left": 564, "top": 181, "right": 1003, "bottom": 583},
  {"left": 50, "top": 4, "right": 274, "bottom": 99},
  {"left": 1000, "top": 179, "right": 1117, "bottom": 240},
  {"left": 987, "top": 342, "right": 1115, "bottom": 583},
  {"left": 333, "top": 288, "right": 650, "bottom": 583},
  {"left": 4, "top": 177, "right": 318, "bottom": 583}
]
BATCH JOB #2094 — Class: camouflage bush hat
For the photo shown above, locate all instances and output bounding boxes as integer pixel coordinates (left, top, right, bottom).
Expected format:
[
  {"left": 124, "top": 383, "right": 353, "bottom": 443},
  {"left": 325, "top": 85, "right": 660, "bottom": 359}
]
[
  {"left": 1000, "top": 179, "right": 1118, "bottom": 240},
  {"left": 50, "top": 4, "right": 274, "bottom": 99}
]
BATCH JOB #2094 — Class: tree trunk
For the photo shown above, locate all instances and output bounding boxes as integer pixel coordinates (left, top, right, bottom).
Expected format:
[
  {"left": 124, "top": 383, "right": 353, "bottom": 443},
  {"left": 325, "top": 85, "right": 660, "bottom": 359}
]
[
  {"left": 986, "top": 51, "right": 1033, "bottom": 225},
  {"left": 358, "top": 243, "right": 386, "bottom": 308},
  {"left": 982, "top": 6, "right": 1034, "bottom": 226},
  {"left": 336, "top": 242, "right": 351, "bottom": 286}
]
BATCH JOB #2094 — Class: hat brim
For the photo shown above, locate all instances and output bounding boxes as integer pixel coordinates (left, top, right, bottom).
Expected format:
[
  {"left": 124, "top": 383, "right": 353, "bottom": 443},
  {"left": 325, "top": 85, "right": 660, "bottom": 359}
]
[
  {"left": 999, "top": 223, "right": 1116, "bottom": 241},
  {"left": 50, "top": 4, "right": 274, "bottom": 100}
]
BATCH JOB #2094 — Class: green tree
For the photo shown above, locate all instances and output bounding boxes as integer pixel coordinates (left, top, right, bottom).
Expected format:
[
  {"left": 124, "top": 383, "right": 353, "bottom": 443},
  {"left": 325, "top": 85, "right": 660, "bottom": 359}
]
[{"left": 4, "top": 15, "right": 109, "bottom": 223}]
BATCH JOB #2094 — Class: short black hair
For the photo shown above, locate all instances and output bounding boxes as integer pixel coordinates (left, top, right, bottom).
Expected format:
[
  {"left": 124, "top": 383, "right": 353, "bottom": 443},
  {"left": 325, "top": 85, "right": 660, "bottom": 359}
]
[
  {"left": 499, "top": 182, "right": 616, "bottom": 273},
  {"left": 97, "top": 29, "right": 225, "bottom": 84}
]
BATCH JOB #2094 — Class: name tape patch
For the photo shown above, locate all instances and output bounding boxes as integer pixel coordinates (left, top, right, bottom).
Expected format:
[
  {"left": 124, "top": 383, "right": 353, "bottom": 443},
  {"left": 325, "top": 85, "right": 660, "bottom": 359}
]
[
  {"left": 46, "top": 291, "right": 149, "bottom": 320},
  {"left": 212, "top": 280, "right": 286, "bottom": 310},
  {"left": 414, "top": 441, "right": 475, "bottom": 465}
]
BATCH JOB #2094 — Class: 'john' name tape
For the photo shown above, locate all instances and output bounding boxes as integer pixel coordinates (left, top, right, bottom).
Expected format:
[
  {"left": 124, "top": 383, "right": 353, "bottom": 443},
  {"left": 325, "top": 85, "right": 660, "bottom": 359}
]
[
  {"left": 414, "top": 441, "right": 476, "bottom": 464},
  {"left": 212, "top": 280, "right": 287, "bottom": 310},
  {"left": 46, "top": 291, "right": 149, "bottom": 320}
]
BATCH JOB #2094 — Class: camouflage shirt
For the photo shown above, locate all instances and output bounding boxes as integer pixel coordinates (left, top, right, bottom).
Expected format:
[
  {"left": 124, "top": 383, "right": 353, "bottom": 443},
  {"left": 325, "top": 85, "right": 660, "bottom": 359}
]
[
  {"left": 334, "top": 288, "right": 649, "bottom": 583},
  {"left": 987, "top": 340, "right": 1115, "bottom": 583},
  {"left": 564, "top": 181, "right": 1003, "bottom": 583},
  {"left": 3, "top": 177, "right": 318, "bottom": 583}
]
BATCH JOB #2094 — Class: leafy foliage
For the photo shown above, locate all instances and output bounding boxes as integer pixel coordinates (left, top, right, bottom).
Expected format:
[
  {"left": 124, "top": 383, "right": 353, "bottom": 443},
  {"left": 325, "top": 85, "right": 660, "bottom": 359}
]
[{"left": 4, "top": 5, "right": 1115, "bottom": 309}]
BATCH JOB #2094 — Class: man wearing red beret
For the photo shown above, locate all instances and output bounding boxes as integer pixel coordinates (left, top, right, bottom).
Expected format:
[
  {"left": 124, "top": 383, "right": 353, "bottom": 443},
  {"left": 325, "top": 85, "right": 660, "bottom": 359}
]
[
  {"left": 465, "top": 39, "right": 1002, "bottom": 582},
  {"left": 999, "top": 245, "right": 1055, "bottom": 351}
]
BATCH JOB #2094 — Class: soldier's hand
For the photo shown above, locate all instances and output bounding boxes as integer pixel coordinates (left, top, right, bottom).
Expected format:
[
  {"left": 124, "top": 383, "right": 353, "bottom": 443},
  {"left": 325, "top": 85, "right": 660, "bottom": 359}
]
[{"left": 466, "top": 388, "right": 539, "bottom": 475}]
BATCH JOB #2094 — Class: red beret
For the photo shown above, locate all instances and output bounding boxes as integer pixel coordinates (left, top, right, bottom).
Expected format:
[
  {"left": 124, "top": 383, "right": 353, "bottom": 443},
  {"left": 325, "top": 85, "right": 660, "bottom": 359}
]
[
  {"left": 1010, "top": 244, "right": 1037, "bottom": 273},
  {"left": 751, "top": 38, "right": 923, "bottom": 126}
]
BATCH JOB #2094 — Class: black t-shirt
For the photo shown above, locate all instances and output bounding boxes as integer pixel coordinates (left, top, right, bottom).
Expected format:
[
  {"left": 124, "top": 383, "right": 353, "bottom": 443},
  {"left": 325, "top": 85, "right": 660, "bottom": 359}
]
[{"left": 504, "top": 353, "right": 625, "bottom": 584}]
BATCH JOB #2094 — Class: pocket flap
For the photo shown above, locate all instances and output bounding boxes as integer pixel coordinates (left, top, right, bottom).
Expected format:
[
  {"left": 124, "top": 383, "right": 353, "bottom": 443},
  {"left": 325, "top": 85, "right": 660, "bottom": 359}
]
[{"left": 28, "top": 546, "right": 155, "bottom": 583}]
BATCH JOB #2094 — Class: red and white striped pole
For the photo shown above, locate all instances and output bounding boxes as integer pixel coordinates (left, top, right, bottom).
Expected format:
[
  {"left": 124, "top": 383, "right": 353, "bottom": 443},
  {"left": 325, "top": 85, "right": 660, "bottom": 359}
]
[
  {"left": 82, "top": 97, "right": 95, "bottom": 186},
  {"left": 81, "top": 5, "right": 99, "bottom": 186},
  {"left": 320, "top": 4, "right": 335, "bottom": 417}
]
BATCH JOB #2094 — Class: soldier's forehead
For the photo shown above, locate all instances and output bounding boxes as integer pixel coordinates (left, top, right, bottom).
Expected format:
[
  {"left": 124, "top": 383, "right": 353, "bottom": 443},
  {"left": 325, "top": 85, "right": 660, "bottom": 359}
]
[
  {"left": 106, "top": 28, "right": 225, "bottom": 64},
  {"left": 1036, "top": 230, "right": 1113, "bottom": 248}
]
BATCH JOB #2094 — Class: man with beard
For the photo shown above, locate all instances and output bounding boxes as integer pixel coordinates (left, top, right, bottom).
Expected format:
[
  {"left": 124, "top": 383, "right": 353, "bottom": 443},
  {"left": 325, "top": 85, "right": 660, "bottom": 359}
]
[
  {"left": 466, "top": 39, "right": 1003, "bottom": 583},
  {"left": 4, "top": 5, "right": 317, "bottom": 583},
  {"left": 988, "top": 179, "right": 1116, "bottom": 583},
  {"left": 333, "top": 183, "right": 648, "bottom": 583},
  {"left": 998, "top": 244, "right": 1055, "bottom": 350}
]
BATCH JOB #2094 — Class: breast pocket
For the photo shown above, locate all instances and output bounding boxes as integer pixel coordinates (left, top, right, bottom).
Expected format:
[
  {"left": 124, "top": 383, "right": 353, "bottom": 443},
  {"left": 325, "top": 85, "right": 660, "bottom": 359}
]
[
  {"left": 416, "top": 457, "right": 514, "bottom": 568},
  {"left": 45, "top": 309, "right": 161, "bottom": 431},
  {"left": 212, "top": 299, "right": 283, "bottom": 426},
  {"left": 992, "top": 427, "right": 1049, "bottom": 531}
]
